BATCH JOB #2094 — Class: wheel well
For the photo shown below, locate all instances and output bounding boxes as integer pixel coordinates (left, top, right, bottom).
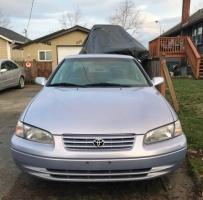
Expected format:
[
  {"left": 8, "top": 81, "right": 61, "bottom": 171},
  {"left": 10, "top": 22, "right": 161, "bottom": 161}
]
[{"left": 20, "top": 75, "right": 24, "bottom": 80}]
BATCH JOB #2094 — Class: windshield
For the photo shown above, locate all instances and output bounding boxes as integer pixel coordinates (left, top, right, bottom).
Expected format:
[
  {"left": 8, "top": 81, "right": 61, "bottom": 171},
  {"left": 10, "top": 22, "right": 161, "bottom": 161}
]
[{"left": 49, "top": 58, "right": 149, "bottom": 87}]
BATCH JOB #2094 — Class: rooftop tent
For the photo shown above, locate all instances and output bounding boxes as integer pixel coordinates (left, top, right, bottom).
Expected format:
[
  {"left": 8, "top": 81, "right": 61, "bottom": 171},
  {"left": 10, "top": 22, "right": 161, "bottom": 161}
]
[{"left": 79, "top": 24, "right": 148, "bottom": 60}]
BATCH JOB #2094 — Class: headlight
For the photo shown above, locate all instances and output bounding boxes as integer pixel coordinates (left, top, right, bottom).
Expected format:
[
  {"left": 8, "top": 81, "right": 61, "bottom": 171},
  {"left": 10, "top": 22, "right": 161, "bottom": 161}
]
[
  {"left": 144, "top": 120, "right": 183, "bottom": 144},
  {"left": 15, "top": 121, "right": 54, "bottom": 144},
  {"left": 174, "top": 120, "right": 183, "bottom": 136}
]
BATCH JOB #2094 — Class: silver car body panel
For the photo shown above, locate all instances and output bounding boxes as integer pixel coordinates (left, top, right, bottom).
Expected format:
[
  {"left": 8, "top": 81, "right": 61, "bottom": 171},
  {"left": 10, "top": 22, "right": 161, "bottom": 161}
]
[
  {"left": 22, "top": 87, "right": 177, "bottom": 135},
  {"left": 11, "top": 54, "right": 186, "bottom": 182},
  {"left": 11, "top": 142, "right": 186, "bottom": 182},
  {"left": 0, "top": 59, "right": 26, "bottom": 91}
]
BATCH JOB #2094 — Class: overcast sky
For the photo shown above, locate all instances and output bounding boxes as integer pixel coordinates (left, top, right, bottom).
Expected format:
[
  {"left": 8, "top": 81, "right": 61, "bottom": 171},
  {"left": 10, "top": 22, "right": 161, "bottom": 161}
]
[{"left": 0, "top": 0, "right": 199, "bottom": 48}]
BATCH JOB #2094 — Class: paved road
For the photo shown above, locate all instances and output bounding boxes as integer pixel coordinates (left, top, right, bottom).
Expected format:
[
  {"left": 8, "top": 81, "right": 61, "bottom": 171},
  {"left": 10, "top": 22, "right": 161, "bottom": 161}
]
[{"left": 0, "top": 85, "right": 196, "bottom": 200}]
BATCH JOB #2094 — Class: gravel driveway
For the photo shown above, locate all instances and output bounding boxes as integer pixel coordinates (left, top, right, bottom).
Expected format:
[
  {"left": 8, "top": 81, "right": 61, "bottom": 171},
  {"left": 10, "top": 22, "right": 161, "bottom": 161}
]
[{"left": 0, "top": 85, "right": 196, "bottom": 200}]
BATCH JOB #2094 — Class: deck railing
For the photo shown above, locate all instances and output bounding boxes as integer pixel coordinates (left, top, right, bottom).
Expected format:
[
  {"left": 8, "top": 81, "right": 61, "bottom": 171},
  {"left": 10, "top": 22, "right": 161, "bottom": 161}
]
[
  {"left": 149, "top": 37, "right": 187, "bottom": 58},
  {"left": 149, "top": 36, "right": 201, "bottom": 79},
  {"left": 185, "top": 37, "right": 201, "bottom": 79}
]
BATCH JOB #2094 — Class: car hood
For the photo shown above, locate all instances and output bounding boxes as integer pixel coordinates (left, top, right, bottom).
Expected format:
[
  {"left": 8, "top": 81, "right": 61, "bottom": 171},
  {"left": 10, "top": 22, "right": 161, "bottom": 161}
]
[{"left": 23, "top": 87, "right": 176, "bottom": 135}]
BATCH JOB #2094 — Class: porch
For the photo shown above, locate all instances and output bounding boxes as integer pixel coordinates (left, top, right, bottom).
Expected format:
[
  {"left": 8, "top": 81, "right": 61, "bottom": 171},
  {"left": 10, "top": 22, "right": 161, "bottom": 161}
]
[{"left": 149, "top": 36, "right": 203, "bottom": 79}]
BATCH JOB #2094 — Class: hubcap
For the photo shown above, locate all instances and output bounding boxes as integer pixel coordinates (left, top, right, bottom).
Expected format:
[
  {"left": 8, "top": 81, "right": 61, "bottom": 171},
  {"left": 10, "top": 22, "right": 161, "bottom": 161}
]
[{"left": 20, "top": 78, "right": 24, "bottom": 87}]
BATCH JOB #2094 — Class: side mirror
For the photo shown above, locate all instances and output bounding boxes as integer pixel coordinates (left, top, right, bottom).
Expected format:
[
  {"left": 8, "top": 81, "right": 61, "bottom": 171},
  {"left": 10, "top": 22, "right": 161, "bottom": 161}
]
[
  {"left": 151, "top": 77, "right": 164, "bottom": 86},
  {"left": 0, "top": 69, "right": 7, "bottom": 73},
  {"left": 35, "top": 77, "right": 47, "bottom": 86}
]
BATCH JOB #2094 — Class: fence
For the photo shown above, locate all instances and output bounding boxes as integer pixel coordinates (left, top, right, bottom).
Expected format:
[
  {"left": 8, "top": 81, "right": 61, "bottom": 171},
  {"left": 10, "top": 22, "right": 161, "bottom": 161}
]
[
  {"left": 16, "top": 60, "right": 52, "bottom": 82},
  {"left": 142, "top": 58, "right": 164, "bottom": 95}
]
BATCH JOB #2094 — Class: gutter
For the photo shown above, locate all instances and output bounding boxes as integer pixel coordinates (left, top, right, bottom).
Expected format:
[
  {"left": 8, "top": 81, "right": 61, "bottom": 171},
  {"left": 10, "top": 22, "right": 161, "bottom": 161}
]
[{"left": 0, "top": 35, "right": 12, "bottom": 43}]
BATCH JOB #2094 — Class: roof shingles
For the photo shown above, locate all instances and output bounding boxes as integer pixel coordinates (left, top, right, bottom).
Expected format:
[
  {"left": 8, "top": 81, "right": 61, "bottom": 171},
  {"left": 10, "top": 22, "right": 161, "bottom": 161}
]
[{"left": 0, "top": 26, "right": 28, "bottom": 43}]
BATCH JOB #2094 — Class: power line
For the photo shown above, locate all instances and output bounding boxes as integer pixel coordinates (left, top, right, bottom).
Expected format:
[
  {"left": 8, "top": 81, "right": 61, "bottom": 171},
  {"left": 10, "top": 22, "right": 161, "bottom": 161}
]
[{"left": 26, "top": 0, "right": 34, "bottom": 31}]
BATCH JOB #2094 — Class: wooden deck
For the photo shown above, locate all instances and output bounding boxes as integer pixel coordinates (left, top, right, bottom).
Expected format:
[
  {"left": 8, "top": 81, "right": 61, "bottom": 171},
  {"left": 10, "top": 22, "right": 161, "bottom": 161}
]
[{"left": 149, "top": 37, "right": 202, "bottom": 79}]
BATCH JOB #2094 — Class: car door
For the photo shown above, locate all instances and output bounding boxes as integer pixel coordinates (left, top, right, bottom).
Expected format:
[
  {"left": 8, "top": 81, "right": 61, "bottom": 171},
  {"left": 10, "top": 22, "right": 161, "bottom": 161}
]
[
  {"left": 0, "top": 62, "right": 13, "bottom": 89},
  {"left": 7, "top": 61, "right": 19, "bottom": 85}
]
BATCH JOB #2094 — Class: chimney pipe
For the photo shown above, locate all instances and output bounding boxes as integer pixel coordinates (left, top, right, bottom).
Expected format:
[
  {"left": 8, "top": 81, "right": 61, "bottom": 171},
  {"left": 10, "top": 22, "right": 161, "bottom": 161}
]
[{"left": 182, "top": 0, "right": 190, "bottom": 26}]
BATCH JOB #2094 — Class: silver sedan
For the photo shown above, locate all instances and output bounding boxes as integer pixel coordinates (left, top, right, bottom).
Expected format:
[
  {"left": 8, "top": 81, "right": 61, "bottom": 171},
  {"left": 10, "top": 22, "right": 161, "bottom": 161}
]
[
  {"left": 11, "top": 54, "right": 186, "bottom": 182},
  {"left": 0, "top": 59, "right": 25, "bottom": 91}
]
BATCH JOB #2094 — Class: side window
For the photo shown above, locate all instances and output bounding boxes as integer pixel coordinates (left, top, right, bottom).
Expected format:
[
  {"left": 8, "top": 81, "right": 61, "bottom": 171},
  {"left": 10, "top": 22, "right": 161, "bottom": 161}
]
[
  {"left": 6, "top": 62, "right": 18, "bottom": 70},
  {"left": 1, "top": 62, "right": 9, "bottom": 71}
]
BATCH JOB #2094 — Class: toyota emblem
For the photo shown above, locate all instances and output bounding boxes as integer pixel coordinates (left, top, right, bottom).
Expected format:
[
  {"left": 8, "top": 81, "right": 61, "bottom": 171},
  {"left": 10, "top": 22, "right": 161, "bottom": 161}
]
[{"left": 93, "top": 139, "right": 104, "bottom": 147}]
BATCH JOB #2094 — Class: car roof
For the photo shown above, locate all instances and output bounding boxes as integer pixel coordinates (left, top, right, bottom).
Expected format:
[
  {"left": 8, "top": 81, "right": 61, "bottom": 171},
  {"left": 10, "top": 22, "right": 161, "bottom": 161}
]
[
  {"left": 64, "top": 54, "right": 134, "bottom": 59},
  {"left": 0, "top": 59, "right": 9, "bottom": 65},
  {"left": 0, "top": 59, "right": 13, "bottom": 62},
  {"left": 0, "top": 59, "right": 19, "bottom": 66},
  {"left": 0, "top": 59, "right": 8, "bottom": 62}
]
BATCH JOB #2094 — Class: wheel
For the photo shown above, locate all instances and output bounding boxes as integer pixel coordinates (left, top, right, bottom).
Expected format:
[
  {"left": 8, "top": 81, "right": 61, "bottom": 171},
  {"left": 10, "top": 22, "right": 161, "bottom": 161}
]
[{"left": 18, "top": 76, "right": 25, "bottom": 89}]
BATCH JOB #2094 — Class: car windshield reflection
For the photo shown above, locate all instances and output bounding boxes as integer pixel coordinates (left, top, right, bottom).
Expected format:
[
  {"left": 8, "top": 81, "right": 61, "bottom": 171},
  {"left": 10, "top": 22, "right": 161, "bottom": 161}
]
[{"left": 49, "top": 58, "right": 149, "bottom": 87}]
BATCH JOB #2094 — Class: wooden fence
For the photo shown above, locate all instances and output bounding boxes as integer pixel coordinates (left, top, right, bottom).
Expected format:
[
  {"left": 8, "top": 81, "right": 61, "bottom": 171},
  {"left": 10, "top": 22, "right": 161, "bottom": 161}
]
[
  {"left": 142, "top": 58, "right": 165, "bottom": 95},
  {"left": 16, "top": 60, "right": 52, "bottom": 82}
]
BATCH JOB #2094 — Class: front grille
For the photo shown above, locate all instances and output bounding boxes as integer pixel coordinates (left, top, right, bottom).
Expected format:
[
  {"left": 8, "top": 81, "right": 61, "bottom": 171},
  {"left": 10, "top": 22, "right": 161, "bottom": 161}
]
[
  {"left": 46, "top": 168, "right": 151, "bottom": 180},
  {"left": 22, "top": 163, "right": 175, "bottom": 181},
  {"left": 62, "top": 134, "right": 135, "bottom": 151}
]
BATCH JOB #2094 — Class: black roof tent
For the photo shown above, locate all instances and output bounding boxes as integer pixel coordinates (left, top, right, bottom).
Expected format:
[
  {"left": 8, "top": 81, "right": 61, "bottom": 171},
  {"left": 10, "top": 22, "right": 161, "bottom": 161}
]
[{"left": 79, "top": 24, "right": 148, "bottom": 61}]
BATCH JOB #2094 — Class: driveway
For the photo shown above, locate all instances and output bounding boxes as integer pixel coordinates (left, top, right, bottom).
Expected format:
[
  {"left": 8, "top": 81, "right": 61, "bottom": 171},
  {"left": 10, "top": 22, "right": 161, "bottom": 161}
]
[{"left": 0, "top": 85, "right": 196, "bottom": 200}]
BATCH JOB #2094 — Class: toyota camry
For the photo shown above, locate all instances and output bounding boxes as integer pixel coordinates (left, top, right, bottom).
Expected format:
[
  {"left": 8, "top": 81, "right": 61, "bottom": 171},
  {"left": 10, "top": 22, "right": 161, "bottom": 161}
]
[{"left": 11, "top": 54, "right": 186, "bottom": 182}]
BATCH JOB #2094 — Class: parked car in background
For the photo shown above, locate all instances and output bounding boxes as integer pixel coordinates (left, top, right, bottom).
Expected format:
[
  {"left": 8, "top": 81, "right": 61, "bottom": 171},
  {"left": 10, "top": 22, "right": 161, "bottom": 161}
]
[
  {"left": 11, "top": 54, "right": 186, "bottom": 182},
  {"left": 0, "top": 59, "right": 25, "bottom": 91}
]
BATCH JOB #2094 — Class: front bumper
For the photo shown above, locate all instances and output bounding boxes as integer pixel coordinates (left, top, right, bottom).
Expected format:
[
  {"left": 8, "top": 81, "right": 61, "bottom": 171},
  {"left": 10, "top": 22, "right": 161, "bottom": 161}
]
[{"left": 11, "top": 146, "right": 186, "bottom": 182}]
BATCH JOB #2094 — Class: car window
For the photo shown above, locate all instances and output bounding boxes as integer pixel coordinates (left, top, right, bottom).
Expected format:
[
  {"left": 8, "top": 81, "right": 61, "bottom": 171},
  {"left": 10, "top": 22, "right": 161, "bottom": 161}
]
[
  {"left": 1, "top": 62, "right": 9, "bottom": 71},
  {"left": 6, "top": 61, "right": 18, "bottom": 70},
  {"left": 49, "top": 58, "right": 150, "bottom": 87}
]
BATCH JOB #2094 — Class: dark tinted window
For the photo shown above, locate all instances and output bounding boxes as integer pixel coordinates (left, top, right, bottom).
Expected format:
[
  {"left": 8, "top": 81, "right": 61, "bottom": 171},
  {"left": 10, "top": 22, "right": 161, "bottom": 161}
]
[
  {"left": 6, "top": 62, "right": 18, "bottom": 70},
  {"left": 1, "top": 62, "right": 9, "bottom": 70}
]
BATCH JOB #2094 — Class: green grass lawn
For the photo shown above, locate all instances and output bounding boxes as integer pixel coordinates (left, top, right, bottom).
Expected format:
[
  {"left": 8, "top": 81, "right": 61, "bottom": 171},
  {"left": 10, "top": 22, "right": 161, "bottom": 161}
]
[{"left": 166, "top": 77, "right": 203, "bottom": 189}]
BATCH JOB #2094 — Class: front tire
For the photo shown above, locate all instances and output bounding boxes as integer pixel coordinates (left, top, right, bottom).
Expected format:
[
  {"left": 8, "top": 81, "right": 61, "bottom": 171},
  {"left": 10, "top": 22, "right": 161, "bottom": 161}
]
[{"left": 18, "top": 76, "right": 25, "bottom": 89}]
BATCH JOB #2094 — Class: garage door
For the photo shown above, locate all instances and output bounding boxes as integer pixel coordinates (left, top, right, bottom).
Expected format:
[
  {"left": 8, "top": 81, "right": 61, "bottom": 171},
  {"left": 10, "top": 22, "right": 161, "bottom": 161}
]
[{"left": 57, "top": 46, "right": 82, "bottom": 64}]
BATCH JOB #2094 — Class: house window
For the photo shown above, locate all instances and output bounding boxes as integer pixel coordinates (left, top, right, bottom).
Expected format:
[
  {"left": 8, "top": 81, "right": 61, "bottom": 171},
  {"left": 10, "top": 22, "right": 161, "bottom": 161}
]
[
  {"left": 192, "top": 26, "right": 197, "bottom": 46},
  {"left": 38, "top": 50, "right": 52, "bottom": 61},
  {"left": 192, "top": 27, "right": 196, "bottom": 36},
  {"left": 197, "top": 23, "right": 203, "bottom": 44}
]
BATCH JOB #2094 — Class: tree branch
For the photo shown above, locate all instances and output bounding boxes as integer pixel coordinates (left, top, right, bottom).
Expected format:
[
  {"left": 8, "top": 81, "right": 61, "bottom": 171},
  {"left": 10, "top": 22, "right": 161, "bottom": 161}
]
[
  {"left": 59, "top": 6, "right": 84, "bottom": 29},
  {"left": 0, "top": 10, "right": 11, "bottom": 28},
  {"left": 108, "top": 0, "right": 145, "bottom": 38}
]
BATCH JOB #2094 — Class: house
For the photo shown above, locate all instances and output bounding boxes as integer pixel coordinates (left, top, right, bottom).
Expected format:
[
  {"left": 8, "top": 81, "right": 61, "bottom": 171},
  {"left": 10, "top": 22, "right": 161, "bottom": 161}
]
[
  {"left": 0, "top": 26, "right": 28, "bottom": 61},
  {"left": 148, "top": 0, "right": 203, "bottom": 79},
  {"left": 14, "top": 25, "right": 90, "bottom": 70},
  {"left": 162, "top": 8, "right": 203, "bottom": 54}
]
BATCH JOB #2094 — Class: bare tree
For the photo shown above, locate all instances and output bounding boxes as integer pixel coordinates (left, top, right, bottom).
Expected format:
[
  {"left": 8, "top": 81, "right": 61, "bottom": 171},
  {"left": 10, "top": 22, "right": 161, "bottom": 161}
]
[
  {"left": 108, "top": 0, "right": 145, "bottom": 36},
  {"left": 59, "top": 6, "right": 83, "bottom": 29},
  {"left": 193, "top": 0, "right": 203, "bottom": 12},
  {"left": 0, "top": 9, "right": 11, "bottom": 28}
]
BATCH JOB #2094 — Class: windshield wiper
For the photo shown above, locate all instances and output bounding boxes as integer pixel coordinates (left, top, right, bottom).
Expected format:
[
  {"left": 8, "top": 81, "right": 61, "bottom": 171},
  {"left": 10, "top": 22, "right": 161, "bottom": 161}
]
[
  {"left": 48, "top": 83, "right": 86, "bottom": 87},
  {"left": 84, "top": 83, "right": 132, "bottom": 87}
]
